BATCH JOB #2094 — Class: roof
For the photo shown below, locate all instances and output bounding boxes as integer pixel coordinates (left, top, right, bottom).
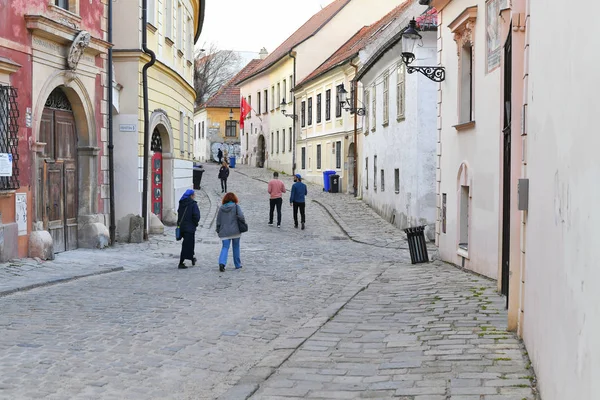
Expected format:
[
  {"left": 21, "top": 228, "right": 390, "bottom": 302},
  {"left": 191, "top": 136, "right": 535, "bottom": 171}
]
[
  {"left": 295, "top": 0, "right": 413, "bottom": 90},
  {"left": 237, "top": 0, "right": 352, "bottom": 85},
  {"left": 200, "top": 59, "right": 262, "bottom": 109}
]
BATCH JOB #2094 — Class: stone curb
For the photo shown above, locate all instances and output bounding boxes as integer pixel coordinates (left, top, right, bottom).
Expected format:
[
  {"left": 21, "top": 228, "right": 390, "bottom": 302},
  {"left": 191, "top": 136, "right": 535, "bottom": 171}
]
[
  {"left": 218, "top": 263, "right": 388, "bottom": 400},
  {"left": 0, "top": 267, "right": 124, "bottom": 297}
]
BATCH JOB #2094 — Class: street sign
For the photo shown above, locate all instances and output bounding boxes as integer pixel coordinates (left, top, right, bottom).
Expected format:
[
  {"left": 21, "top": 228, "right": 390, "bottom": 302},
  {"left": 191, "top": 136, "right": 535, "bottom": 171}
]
[{"left": 119, "top": 124, "right": 137, "bottom": 132}]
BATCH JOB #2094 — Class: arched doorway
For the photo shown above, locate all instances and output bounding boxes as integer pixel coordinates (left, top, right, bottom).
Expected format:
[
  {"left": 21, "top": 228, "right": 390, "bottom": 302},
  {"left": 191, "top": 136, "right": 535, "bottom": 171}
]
[
  {"left": 39, "top": 88, "right": 78, "bottom": 253},
  {"left": 347, "top": 143, "right": 355, "bottom": 194},
  {"left": 151, "top": 128, "right": 163, "bottom": 220},
  {"left": 257, "top": 135, "right": 266, "bottom": 168}
]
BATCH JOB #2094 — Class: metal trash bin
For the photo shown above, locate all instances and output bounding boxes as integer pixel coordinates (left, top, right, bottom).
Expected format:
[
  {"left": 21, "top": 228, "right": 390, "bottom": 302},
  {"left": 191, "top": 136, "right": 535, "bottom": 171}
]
[
  {"left": 229, "top": 156, "right": 236, "bottom": 168},
  {"left": 404, "top": 226, "right": 429, "bottom": 264},
  {"left": 193, "top": 167, "right": 204, "bottom": 189},
  {"left": 323, "top": 170, "right": 335, "bottom": 192},
  {"left": 329, "top": 174, "right": 340, "bottom": 193}
]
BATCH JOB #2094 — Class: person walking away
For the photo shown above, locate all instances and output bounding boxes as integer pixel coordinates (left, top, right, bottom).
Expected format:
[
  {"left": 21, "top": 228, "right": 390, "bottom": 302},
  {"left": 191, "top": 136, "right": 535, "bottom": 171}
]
[
  {"left": 218, "top": 162, "right": 229, "bottom": 193},
  {"left": 290, "top": 174, "right": 308, "bottom": 230},
  {"left": 267, "top": 171, "right": 286, "bottom": 228},
  {"left": 217, "top": 146, "right": 223, "bottom": 164},
  {"left": 177, "top": 189, "right": 200, "bottom": 269},
  {"left": 216, "top": 192, "right": 245, "bottom": 272}
]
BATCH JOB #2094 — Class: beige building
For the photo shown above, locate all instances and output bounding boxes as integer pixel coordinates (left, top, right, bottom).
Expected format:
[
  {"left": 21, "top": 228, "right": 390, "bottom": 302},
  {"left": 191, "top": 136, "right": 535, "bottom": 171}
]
[{"left": 112, "top": 0, "right": 204, "bottom": 234}]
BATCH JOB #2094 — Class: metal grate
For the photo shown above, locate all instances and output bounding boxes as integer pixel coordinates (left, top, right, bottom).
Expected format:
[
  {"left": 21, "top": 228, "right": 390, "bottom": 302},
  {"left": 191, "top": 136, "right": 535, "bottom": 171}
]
[
  {"left": 0, "top": 85, "right": 20, "bottom": 190},
  {"left": 45, "top": 88, "right": 72, "bottom": 111},
  {"left": 150, "top": 128, "right": 162, "bottom": 152}
]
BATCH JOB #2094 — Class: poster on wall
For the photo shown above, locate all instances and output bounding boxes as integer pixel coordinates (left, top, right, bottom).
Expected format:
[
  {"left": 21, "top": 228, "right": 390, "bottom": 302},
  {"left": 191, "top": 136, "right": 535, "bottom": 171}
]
[
  {"left": 16, "top": 193, "right": 27, "bottom": 236},
  {"left": 486, "top": 0, "right": 508, "bottom": 73},
  {"left": 0, "top": 153, "right": 12, "bottom": 177}
]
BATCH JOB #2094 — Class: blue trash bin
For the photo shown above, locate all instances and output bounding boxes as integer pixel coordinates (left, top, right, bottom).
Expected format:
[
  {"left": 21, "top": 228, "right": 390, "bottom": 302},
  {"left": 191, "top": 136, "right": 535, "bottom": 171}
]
[
  {"left": 323, "top": 170, "right": 335, "bottom": 192},
  {"left": 229, "top": 156, "right": 236, "bottom": 168}
]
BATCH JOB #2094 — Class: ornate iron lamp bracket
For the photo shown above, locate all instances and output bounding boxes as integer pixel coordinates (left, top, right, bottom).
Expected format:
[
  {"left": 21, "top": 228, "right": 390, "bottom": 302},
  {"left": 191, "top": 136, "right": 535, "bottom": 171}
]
[{"left": 406, "top": 65, "right": 446, "bottom": 83}]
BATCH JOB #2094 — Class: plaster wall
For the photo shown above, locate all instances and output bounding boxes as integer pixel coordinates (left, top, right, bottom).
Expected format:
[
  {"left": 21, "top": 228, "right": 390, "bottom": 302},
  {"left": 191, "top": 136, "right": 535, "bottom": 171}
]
[
  {"left": 520, "top": 1, "right": 600, "bottom": 399},
  {"left": 239, "top": 72, "right": 271, "bottom": 168}
]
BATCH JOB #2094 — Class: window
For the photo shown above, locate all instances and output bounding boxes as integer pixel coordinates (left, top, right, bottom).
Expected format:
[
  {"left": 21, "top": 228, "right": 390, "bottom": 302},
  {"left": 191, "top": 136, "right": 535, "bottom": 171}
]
[
  {"left": 147, "top": 0, "right": 156, "bottom": 25},
  {"left": 264, "top": 89, "right": 268, "bottom": 113},
  {"left": 0, "top": 85, "right": 20, "bottom": 190},
  {"left": 201, "top": 121, "right": 204, "bottom": 138},
  {"left": 371, "top": 85, "right": 376, "bottom": 130},
  {"left": 383, "top": 72, "right": 389, "bottom": 125},
  {"left": 335, "top": 86, "right": 342, "bottom": 118},
  {"left": 301, "top": 147, "right": 306, "bottom": 169},
  {"left": 195, "top": 123, "right": 199, "bottom": 139},
  {"left": 225, "top": 120, "right": 237, "bottom": 137},
  {"left": 257, "top": 92, "right": 261, "bottom": 114},
  {"left": 316, "top": 144, "right": 322, "bottom": 170},
  {"left": 246, "top": 130, "right": 249, "bottom": 151},
  {"left": 282, "top": 130, "right": 285, "bottom": 153},
  {"left": 176, "top": 2, "right": 183, "bottom": 51},
  {"left": 248, "top": 95, "right": 251, "bottom": 118},
  {"left": 55, "top": 0, "right": 69, "bottom": 10},
  {"left": 316, "top": 94, "right": 322, "bottom": 123},
  {"left": 364, "top": 89, "right": 370, "bottom": 132},
  {"left": 325, "top": 89, "right": 331, "bottom": 121},
  {"left": 179, "top": 111, "right": 184, "bottom": 154},
  {"left": 188, "top": 116, "right": 192, "bottom": 154},
  {"left": 187, "top": 18, "right": 193, "bottom": 59},
  {"left": 460, "top": 43, "right": 474, "bottom": 123},
  {"left": 381, "top": 169, "right": 385, "bottom": 192},
  {"left": 165, "top": 0, "right": 173, "bottom": 40},
  {"left": 271, "top": 132, "right": 274, "bottom": 153},
  {"left": 289, "top": 127, "right": 292, "bottom": 152},
  {"left": 307, "top": 97, "right": 313, "bottom": 125},
  {"left": 394, "top": 168, "right": 400, "bottom": 194},
  {"left": 277, "top": 83, "right": 281, "bottom": 106},
  {"left": 373, "top": 155, "right": 377, "bottom": 191},
  {"left": 397, "top": 64, "right": 406, "bottom": 120},
  {"left": 442, "top": 193, "right": 447, "bottom": 234},
  {"left": 335, "top": 141, "right": 341, "bottom": 169},
  {"left": 365, "top": 157, "right": 368, "bottom": 189},
  {"left": 276, "top": 131, "right": 280, "bottom": 153},
  {"left": 289, "top": 75, "right": 293, "bottom": 102},
  {"left": 459, "top": 186, "right": 470, "bottom": 250},
  {"left": 283, "top": 80, "right": 287, "bottom": 103},
  {"left": 301, "top": 101, "right": 306, "bottom": 127},
  {"left": 271, "top": 86, "right": 275, "bottom": 111}
]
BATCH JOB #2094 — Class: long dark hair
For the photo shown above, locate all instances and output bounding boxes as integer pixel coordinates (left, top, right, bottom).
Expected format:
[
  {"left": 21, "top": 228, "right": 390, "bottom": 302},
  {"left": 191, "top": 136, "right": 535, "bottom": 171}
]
[{"left": 222, "top": 192, "right": 239, "bottom": 204}]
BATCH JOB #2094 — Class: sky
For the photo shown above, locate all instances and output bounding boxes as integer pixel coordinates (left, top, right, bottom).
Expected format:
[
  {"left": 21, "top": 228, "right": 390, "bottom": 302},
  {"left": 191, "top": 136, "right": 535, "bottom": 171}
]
[{"left": 197, "top": 0, "right": 336, "bottom": 54}]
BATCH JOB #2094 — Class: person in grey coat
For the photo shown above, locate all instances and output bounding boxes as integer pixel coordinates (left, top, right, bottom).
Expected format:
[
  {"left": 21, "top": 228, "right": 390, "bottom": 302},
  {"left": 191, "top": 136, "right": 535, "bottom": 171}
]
[{"left": 216, "top": 192, "right": 246, "bottom": 272}]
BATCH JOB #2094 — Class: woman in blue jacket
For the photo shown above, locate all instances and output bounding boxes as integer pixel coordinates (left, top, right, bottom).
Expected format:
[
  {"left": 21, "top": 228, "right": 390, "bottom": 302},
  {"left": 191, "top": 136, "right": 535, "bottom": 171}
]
[{"left": 177, "top": 189, "right": 200, "bottom": 269}]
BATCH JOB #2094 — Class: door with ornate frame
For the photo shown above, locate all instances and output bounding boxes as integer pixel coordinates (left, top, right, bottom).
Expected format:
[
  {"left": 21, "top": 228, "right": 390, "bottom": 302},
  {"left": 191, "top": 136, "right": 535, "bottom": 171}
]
[{"left": 151, "top": 128, "right": 163, "bottom": 220}]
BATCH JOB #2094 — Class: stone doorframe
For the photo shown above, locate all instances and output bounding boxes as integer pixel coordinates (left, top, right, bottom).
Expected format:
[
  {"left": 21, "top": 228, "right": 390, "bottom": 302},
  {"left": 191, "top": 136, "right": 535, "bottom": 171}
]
[
  {"left": 147, "top": 109, "right": 176, "bottom": 225},
  {"left": 30, "top": 70, "right": 108, "bottom": 257}
]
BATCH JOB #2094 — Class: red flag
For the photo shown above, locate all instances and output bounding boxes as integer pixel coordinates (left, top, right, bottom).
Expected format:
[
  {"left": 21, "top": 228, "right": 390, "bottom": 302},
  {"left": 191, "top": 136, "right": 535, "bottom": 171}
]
[{"left": 240, "top": 97, "right": 251, "bottom": 129}]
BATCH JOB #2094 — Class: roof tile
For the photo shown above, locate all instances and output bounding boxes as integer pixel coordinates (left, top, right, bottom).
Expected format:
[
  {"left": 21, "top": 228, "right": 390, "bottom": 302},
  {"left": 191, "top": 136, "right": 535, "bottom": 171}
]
[{"left": 201, "top": 59, "right": 262, "bottom": 109}]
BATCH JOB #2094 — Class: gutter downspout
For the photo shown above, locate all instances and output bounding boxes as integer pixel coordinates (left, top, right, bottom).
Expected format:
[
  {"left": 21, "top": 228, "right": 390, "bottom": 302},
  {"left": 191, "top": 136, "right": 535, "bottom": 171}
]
[
  {"left": 141, "top": 0, "right": 156, "bottom": 241},
  {"left": 350, "top": 60, "right": 359, "bottom": 197},
  {"left": 289, "top": 50, "right": 297, "bottom": 174},
  {"left": 107, "top": 0, "right": 116, "bottom": 244}
]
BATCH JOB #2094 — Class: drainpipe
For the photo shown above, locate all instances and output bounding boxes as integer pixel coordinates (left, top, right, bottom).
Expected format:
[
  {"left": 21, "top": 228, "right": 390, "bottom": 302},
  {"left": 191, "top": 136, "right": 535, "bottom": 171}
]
[
  {"left": 289, "top": 50, "right": 297, "bottom": 174},
  {"left": 141, "top": 0, "right": 156, "bottom": 240},
  {"left": 350, "top": 60, "right": 359, "bottom": 197},
  {"left": 107, "top": 0, "right": 116, "bottom": 244}
]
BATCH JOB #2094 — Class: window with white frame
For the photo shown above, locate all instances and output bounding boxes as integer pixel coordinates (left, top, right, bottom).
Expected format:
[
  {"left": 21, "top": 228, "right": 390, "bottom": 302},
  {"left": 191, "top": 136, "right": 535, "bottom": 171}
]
[
  {"left": 307, "top": 97, "right": 312, "bottom": 126},
  {"left": 397, "top": 63, "right": 406, "bottom": 120},
  {"left": 301, "top": 101, "right": 306, "bottom": 127},
  {"left": 383, "top": 72, "right": 389, "bottom": 125},
  {"left": 316, "top": 144, "right": 322, "bottom": 170},
  {"left": 147, "top": 0, "right": 156, "bottom": 26},
  {"left": 325, "top": 89, "right": 331, "bottom": 121},
  {"left": 364, "top": 89, "right": 370, "bottom": 132},
  {"left": 276, "top": 130, "right": 279, "bottom": 153},
  {"left": 301, "top": 147, "right": 306, "bottom": 169},
  {"left": 316, "top": 94, "right": 322, "bottom": 123},
  {"left": 282, "top": 130, "right": 285, "bottom": 153},
  {"left": 365, "top": 157, "right": 368, "bottom": 189},
  {"left": 271, "top": 86, "right": 275, "bottom": 111},
  {"left": 188, "top": 116, "right": 192, "bottom": 154},
  {"left": 176, "top": 2, "right": 183, "bottom": 51},
  {"left": 187, "top": 17, "right": 193, "bottom": 59},
  {"left": 394, "top": 168, "right": 400, "bottom": 193},
  {"left": 289, "top": 127, "right": 292, "bottom": 152},
  {"left": 289, "top": 76, "right": 293, "bottom": 102},
  {"left": 371, "top": 85, "right": 376, "bottom": 131},
  {"left": 381, "top": 169, "right": 385, "bottom": 192},
  {"left": 277, "top": 83, "right": 281, "bottom": 106},
  {"left": 201, "top": 121, "right": 204, "bottom": 138},
  {"left": 271, "top": 132, "right": 274, "bottom": 153},
  {"left": 179, "top": 111, "right": 184, "bottom": 154},
  {"left": 460, "top": 43, "right": 474, "bottom": 123},
  {"left": 225, "top": 120, "right": 237, "bottom": 137},
  {"left": 283, "top": 80, "right": 287, "bottom": 103},
  {"left": 335, "top": 141, "right": 341, "bottom": 169},
  {"left": 257, "top": 92, "right": 261, "bottom": 114},
  {"left": 165, "top": 0, "right": 173, "bottom": 41},
  {"left": 373, "top": 155, "right": 377, "bottom": 191},
  {"left": 264, "top": 89, "right": 268, "bottom": 112}
]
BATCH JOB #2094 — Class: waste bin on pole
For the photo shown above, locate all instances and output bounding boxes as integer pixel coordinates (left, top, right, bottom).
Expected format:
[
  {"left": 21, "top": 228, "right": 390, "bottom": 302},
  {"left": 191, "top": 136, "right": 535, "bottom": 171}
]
[
  {"left": 229, "top": 156, "right": 236, "bottom": 168},
  {"left": 323, "top": 170, "right": 335, "bottom": 192},
  {"left": 329, "top": 174, "right": 340, "bottom": 193},
  {"left": 404, "top": 226, "right": 429, "bottom": 264}
]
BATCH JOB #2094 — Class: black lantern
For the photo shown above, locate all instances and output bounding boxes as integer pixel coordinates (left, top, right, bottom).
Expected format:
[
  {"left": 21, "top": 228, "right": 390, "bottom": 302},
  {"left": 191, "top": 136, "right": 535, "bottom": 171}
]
[
  {"left": 336, "top": 84, "right": 349, "bottom": 106},
  {"left": 337, "top": 83, "right": 365, "bottom": 116},
  {"left": 401, "top": 18, "right": 421, "bottom": 66},
  {"left": 229, "top": 108, "right": 234, "bottom": 120},
  {"left": 281, "top": 98, "right": 297, "bottom": 120}
]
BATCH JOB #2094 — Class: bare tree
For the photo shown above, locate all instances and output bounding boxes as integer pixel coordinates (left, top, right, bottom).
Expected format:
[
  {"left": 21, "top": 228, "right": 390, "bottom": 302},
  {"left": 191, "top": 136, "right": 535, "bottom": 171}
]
[{"left": 194, "top": 43, "right": 243, "bottom": 106}]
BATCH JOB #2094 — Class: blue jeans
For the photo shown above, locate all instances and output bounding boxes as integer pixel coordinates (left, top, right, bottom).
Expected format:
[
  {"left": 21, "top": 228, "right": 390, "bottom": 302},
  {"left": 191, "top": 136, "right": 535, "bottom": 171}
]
[{"left": 219, "top": 238, "right": 241, "bottom": 268}]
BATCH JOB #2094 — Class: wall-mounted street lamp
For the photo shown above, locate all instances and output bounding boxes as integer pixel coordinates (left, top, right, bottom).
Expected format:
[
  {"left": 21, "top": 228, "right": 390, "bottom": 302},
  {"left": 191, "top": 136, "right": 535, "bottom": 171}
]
[
  {"left": 229, "top": 108, "right": 234, "bottom": 120},
  {"left": 401, "top": 18, "right": 445, "bottom": 82},
  {"left": 337, "top": 84, "right": 365, "bottom": 116},
  {"left": 280, "top": 99, "right": 298, "bottom": 120}
]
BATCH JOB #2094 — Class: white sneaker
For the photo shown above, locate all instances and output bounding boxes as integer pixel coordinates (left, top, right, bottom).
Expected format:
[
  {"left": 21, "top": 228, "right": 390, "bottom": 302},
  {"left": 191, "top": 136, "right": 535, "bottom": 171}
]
[
  {"left": 277, "top": 225, "right": 281, "bottom": 228},
  {"left": 268, "top": 222, "right": 273, "bottom": 226}
]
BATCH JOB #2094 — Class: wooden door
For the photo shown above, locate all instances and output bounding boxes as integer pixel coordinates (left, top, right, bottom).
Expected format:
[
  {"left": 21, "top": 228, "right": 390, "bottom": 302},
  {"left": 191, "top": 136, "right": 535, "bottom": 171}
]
[
  {"left": 39, "top": 96, "right": 78, "bottom": 253},
  {"left": 151, "top": 152, "right": 163, "bottom": 219}
]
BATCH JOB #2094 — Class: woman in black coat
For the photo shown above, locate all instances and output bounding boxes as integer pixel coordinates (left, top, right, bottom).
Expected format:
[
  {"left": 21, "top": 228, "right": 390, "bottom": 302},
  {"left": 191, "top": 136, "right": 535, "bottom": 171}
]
[
  {"left": 177, "top": 189, "right": 200, "bottom": 269},
  {"left": 218, "top": 162, "right": 230, "bottom": 193}
]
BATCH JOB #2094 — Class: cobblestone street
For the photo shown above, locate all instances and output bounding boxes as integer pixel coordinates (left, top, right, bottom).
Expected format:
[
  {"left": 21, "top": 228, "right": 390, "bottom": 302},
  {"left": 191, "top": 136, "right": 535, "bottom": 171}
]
[{"left": 0, "top": 163, "right": 536, "bottom": 400}]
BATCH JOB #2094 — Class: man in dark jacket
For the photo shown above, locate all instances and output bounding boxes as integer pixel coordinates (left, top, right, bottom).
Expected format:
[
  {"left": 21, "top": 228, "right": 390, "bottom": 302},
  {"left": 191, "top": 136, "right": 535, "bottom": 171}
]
[
  {"left": 177, "top": 189, "right": 200, "bottom": 269},
  {"left": 217, "top": 147, "right": 223, "bottom": 164},
  {"left": 290, "top": 174, "right": 308, "bottom": 230},
  {"left": 218, "top": 162, "right": 229, "bottom": 193}
]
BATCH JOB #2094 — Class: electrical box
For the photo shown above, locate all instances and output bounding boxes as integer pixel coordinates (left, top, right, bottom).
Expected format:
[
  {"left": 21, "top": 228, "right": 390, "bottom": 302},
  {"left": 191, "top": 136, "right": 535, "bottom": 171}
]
[{"left": 518, "top": 179, "right": 529, "bottom": 211}]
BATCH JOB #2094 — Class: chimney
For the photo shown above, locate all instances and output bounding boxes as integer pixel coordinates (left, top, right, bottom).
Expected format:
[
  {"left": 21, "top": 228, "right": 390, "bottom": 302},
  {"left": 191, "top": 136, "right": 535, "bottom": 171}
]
[{"left": 259, "top": 47, "right": 269, "bottom": 60}]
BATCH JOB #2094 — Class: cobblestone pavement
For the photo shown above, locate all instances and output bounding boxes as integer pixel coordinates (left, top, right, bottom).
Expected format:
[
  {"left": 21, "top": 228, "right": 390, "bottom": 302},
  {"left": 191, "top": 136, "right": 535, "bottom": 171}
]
[{"left": 0, "top": 163, "right": 536, "bottom": 400}]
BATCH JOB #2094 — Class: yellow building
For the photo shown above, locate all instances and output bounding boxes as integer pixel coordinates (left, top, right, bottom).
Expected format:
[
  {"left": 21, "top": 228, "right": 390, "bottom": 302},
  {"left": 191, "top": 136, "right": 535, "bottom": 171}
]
[
  {"left": 112, "top": 0, "right": 205, "bottom": 233},
  {"left": 194, "top": 60, "right": 261, "bottom": 163}
]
